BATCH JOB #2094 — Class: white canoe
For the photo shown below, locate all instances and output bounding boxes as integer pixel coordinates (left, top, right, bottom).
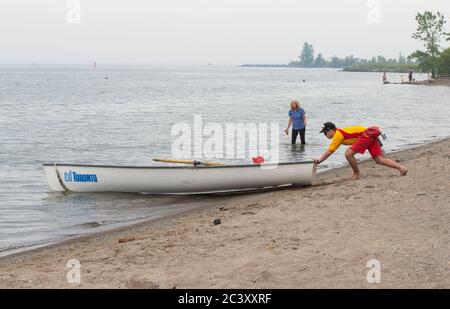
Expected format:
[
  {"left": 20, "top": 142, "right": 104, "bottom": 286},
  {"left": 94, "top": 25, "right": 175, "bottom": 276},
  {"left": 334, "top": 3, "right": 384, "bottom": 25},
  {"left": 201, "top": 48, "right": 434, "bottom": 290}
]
[{"left": 43, "top": 162, "right": 316, "bottom": 195}]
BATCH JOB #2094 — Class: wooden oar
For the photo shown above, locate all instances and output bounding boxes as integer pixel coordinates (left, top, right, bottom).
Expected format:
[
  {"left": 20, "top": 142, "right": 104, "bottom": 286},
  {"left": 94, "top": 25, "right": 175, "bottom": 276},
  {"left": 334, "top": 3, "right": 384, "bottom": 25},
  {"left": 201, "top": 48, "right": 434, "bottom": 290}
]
[{"left": 153, "top": 158, "right": 226, "bottom": 166}]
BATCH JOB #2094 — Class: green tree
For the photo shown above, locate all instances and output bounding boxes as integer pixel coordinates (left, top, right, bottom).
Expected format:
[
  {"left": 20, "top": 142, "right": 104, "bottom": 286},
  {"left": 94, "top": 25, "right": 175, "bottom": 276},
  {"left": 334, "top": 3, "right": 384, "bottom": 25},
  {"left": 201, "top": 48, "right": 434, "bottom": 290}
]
[
  {"left": 314, "top": 53, "right": 326, "bottom": 67},
  {"left": 299, "top": 42, "right": 314, "bottom": 67},
  {"left": 438, "top": 48, "right": 450, "bottom": 75},
  {"left": 409, "top": 50, "right": 433, "bottom": 74},
  {"left": 410, "top": 11, "right": 447, "bottom": 78},
  {"left": 330, "top": 56, "right": 343, "bottom": 68},
  {"left": 343, "top": 55, "right": 356, "bottom": 67},
  {"left": 377, "top": 55, "right": 387, "bottom": 64}
]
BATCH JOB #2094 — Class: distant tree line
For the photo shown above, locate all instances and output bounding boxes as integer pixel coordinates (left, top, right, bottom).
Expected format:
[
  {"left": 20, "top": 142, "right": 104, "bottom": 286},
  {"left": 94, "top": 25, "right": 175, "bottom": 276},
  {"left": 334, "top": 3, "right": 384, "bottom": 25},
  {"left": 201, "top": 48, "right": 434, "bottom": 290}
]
[
  {"left": 289, "top": 11, "right": 450, "bottom": 77},
  {"left": 288, "top": 42, "right": 416, "bottom": 72}
]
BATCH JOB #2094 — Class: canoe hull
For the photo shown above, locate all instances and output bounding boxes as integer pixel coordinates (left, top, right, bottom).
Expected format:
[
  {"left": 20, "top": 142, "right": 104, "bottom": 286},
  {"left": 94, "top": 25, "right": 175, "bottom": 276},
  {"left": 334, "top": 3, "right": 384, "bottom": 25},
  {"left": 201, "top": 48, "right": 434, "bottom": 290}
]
[{"left": 43, "top": 162, "right": 316, "bottom": 194}]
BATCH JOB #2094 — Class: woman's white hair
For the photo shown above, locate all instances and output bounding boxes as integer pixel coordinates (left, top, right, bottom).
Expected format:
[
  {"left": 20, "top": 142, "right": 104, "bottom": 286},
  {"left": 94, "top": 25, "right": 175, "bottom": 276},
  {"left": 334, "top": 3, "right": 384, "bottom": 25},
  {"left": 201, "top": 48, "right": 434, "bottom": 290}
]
[{"left": 290, "top": 100, "right": 301, "bottom": 110}]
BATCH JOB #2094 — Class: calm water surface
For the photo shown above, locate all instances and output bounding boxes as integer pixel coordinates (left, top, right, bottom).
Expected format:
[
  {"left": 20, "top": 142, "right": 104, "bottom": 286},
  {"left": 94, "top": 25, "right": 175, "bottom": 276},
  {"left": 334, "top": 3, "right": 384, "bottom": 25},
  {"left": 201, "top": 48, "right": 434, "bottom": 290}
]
[{"left": 1, "top": 65, "right": 449, "bottom": 254}]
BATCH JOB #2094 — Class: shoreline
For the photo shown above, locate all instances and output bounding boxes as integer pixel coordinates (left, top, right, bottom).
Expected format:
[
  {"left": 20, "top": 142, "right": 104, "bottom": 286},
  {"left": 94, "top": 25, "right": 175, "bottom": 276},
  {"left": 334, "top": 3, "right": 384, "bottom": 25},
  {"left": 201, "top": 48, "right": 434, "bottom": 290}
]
[
  {"left": 1, "top": 137, "right": 450, "bottom": 288},
  {"left": 385, "top": 79, "right": 450, "bottom": 86},
  {"left": 1, "top": 136, "right": 446, "bottom": 260},
  {"left": 0, "top": 195, "right": 233, "bottom": 259},
  {"left": 239, "top": 65, "right": 419, "bottom": 74}
]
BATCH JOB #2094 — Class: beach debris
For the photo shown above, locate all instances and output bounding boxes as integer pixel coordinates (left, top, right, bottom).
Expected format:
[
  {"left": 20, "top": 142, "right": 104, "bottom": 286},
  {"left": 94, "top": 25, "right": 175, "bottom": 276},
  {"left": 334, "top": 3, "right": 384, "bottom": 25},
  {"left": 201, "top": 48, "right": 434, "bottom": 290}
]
[
  {"left": 252, "top": 156, "right": 265, "bottom": 164},
  {"left": 219, "top": 206, "right": 229, "bottom": 211},
  {"left": 125, "top": 278, "right": 159, "bottom": 289},
  {"left": 386, "top": 190, "right": 399, "bottom": 196},
  {"left": 213, "top": 219, "right": 221, "bottom": 225},
  {"left": 118, "top": 237, "right": 136, "bottom": 244}
]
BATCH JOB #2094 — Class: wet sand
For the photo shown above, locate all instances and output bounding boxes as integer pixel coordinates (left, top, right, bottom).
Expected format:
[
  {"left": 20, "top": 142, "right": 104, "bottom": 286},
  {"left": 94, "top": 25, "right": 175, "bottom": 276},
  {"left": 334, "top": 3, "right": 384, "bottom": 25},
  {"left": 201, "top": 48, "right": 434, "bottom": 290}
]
[
  {"left": 1, "top": 138, "right": 450, "bottom": 288},
  {"left": 394, "top": 78, "right": 450, "bottom": 86}
]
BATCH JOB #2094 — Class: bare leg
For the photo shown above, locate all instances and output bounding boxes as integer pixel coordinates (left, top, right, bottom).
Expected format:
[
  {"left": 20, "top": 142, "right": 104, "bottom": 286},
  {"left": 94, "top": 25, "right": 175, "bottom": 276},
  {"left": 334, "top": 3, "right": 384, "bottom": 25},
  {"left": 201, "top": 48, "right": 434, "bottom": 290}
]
[
  {"left": 373, "top": 156, "right": 408, "bottom": 175},
  {"left": 345, "top": 148, "right": 360, "bottom": 180}
]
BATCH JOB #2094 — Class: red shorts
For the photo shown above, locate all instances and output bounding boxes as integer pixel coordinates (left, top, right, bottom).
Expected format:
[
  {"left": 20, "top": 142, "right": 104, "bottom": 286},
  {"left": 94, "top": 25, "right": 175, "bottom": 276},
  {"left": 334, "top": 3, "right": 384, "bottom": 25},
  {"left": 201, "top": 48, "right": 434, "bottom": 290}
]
[{"left": 351, "top": 126, "right": 383, "bottom": 158}]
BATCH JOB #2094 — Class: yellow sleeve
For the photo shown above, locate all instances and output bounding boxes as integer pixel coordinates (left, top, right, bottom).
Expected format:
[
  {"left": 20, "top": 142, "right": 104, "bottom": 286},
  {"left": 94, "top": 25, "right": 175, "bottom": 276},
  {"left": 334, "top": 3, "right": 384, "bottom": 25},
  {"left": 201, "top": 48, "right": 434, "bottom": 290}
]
[{"left": 328, "top": 131, "right": 344, "bottom": 152}]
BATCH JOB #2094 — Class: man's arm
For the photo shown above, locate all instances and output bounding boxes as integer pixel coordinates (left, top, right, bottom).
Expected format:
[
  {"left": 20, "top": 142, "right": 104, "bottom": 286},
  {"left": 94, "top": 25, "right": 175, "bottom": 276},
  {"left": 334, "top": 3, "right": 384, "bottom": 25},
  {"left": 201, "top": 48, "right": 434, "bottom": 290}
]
[{"left": 314, "top": 150, "right": 333, "bottom": 165}]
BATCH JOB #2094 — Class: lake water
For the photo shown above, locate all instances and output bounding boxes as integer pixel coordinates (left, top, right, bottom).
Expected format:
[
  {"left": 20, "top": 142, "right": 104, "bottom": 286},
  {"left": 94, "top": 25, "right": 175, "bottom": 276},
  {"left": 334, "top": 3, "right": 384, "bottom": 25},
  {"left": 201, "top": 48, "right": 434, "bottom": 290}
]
[{"left": 1, "top": 65, "right": 449, "bottom": 255}]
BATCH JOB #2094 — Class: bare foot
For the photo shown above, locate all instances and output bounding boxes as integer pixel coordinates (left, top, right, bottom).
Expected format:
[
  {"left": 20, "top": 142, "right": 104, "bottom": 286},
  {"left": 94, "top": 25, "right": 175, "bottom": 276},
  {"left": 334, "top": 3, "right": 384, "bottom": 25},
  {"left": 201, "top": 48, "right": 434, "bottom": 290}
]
[
  {"left": 400, "top": 168, "right": 408, "bottom": 176},
  {"left": 350, "top": 173, "right": 361, "bottom": 180}
]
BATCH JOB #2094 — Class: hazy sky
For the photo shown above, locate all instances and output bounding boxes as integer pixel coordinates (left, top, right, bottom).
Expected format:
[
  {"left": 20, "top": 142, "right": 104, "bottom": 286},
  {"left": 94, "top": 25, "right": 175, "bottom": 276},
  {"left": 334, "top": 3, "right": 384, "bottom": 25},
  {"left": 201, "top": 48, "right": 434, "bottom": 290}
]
[{"left": 1, "top": 0, "right": 450, "bottom": 65}]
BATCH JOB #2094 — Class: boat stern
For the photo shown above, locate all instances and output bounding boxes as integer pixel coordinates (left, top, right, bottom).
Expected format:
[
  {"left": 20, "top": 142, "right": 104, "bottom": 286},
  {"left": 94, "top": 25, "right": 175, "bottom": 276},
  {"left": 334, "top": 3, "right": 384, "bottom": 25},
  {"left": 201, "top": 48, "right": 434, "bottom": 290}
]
[{"left": 43, "top": 164, "right": 66, "bottom": 192}]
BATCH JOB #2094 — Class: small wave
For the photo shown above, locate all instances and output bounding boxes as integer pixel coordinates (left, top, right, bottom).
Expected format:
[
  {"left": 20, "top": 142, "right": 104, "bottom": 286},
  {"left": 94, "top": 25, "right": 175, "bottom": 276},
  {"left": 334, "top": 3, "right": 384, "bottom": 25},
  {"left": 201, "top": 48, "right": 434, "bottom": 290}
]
[
  {"left": 69, "top": 215, "right": 157, "bottom": 230},
  {"left": 73, "top": 221, "right": 103, "bottom": 228},
  {"left": 0, "top": 239, "right": 61, "bottom": 258}
]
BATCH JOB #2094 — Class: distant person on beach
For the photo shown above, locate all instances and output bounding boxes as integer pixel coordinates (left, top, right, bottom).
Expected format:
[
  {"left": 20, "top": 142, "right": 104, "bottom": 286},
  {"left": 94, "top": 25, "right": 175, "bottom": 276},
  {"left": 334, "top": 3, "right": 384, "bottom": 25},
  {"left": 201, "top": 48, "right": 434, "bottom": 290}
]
[
  {"left": 382, "top": 72, "right": 389, "bottom": 84},
  {"left": 314, "top": 122, "right": 408, "bottom": 180},
  {"left": 409, "top": 71, "right": 413, "bottom": 82},
  {"left": 285, "top": 100, "right": 306, "bottom": 145}
]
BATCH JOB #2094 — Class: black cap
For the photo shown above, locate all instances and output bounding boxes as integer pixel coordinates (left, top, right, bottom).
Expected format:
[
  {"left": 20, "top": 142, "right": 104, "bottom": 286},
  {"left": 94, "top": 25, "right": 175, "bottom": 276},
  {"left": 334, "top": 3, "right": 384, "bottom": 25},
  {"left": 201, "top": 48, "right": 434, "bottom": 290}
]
[{"left": 319, "top": 122, "right": 336, "bottom": 133}]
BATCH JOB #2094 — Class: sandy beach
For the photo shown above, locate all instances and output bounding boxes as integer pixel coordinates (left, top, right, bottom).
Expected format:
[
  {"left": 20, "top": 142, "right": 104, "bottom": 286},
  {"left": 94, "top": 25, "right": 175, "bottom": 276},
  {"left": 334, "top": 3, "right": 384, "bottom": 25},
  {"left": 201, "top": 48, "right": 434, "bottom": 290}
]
[{"left": 1, "top": 138, "right": 450, "bottom": 289}]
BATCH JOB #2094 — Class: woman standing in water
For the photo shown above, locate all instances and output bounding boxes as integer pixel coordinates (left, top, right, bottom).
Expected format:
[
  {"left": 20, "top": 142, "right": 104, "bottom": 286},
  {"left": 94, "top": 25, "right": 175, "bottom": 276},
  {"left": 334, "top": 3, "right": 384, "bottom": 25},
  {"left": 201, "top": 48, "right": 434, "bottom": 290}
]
[{"left": 285, "top": 100, "right": 307, "bottom": 145}]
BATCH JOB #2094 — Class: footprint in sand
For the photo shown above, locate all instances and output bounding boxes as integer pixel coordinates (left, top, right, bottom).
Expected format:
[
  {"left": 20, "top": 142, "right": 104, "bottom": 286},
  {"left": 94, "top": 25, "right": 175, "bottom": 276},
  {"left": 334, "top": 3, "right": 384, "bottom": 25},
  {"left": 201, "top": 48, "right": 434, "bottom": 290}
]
[{"left": 125, "top": 278, "right": 159, "bottom": 289}]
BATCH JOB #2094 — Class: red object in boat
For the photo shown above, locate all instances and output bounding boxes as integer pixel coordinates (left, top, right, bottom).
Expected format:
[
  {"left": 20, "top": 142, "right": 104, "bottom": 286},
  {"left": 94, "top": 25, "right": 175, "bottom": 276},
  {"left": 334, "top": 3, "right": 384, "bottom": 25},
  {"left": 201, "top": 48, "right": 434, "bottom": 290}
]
[{"left": 252, "top": 156, "right": 265, "bottom": 164}]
